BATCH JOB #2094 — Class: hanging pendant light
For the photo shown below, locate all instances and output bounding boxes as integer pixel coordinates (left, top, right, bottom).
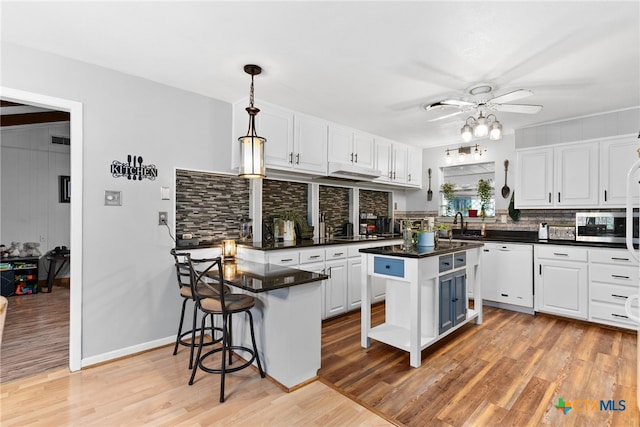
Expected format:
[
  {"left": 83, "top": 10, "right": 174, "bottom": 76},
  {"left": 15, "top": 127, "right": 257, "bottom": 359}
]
[{"left": 238, "top": 64, "right": 266, "bottom": 178}]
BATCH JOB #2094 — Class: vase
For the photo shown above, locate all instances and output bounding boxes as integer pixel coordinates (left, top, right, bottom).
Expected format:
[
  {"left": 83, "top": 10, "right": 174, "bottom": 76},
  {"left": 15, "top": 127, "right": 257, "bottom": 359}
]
[{"left": 282, "top": 220, "right": 296, "bottom": 242}]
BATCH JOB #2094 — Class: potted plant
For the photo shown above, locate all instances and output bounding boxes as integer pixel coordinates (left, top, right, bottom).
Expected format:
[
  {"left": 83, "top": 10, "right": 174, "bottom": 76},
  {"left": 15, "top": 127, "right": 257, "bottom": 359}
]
[
  {"left": 477, "top": 179, "right": 492, "bottom": 219},
  {"left": 440, "top": 182, "right": 455, "bottom": 216},
  {"left": 274, "top": 210, "right": 310, "bottom": 241}
]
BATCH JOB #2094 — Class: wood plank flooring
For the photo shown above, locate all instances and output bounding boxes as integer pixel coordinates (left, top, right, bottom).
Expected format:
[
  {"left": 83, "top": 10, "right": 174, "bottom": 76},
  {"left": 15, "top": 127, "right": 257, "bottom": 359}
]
[
  {"left": 319, "top": 303, "right": 639, "bottom": 426},
  {"left": 1, "top": 285, "right": 69, "bottom": 383},
  {"left": 1, "top": 298, "right": 638, "bottom": 426}
]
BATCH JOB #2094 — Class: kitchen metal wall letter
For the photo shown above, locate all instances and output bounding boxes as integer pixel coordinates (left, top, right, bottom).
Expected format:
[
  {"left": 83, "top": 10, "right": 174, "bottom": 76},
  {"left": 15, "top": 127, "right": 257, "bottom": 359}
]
[{"left": 110, "top": 155, "right": 158, "bottom": 181}]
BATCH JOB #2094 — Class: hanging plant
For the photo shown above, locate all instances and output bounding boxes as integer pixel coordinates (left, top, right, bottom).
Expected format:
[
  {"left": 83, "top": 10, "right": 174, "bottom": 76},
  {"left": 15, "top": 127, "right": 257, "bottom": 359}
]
[
  {"left": 440, "top": 182, "right": 455, "bottom": 216},
  {"left": 477, "top": 179, "right": 492, "bottom": 218}
]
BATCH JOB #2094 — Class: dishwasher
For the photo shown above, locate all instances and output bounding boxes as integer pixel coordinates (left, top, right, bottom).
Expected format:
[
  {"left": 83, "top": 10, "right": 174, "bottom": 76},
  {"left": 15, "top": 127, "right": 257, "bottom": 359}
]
[{"left": 481, "top": 242, "right": 534, "bottom": 314}]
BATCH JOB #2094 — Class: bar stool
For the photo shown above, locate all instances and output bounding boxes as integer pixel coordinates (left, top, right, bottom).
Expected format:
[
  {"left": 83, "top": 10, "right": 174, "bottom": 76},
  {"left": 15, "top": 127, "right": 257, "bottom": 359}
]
[
  {"left": 170, "top": 249, "right": 228, "bottom": 369},
  {"left": 186, "top": 255, "right": 265, "bottom": 402}
]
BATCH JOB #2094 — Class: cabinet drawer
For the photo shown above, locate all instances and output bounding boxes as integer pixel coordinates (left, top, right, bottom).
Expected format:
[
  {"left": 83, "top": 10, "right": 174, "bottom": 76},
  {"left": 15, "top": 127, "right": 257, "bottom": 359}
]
[
  {"left": 326, "top": 248, "right": 347, "bottom": 260},
  {"left": 348, "top": 244, "right": 368, "bottom": 258},
  {"left": 536, "top": 245, "right": 588, "bottom": 262},
  {"left": 453, "top": 252, "right": 466, "bottom": 268},
  {"left": 589, "top": 300, "right": 639, "bottom": 329},
  {"left": 439, "top": 255, "right": 453, "bottom": 273},
  {"left": 590, "top": 264, "right": 638, "bottom": 285},
  {"left": 590, "top": 281, "right": 639, "bottom": 305},
  {"left": 267, "top": 251, "right": 299, "bottom": 266},
  {"left": 589, "top": 249, "right": 638, "bottom": 266},
  {"left": 373, "top": 256, "right": 404, "bottom": 278},
  {"left": 300, "top": 249, "right": 325, "bottom": 264}
]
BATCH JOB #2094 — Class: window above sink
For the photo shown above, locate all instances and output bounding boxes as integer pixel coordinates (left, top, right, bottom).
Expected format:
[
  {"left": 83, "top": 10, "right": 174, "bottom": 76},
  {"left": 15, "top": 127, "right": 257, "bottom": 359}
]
[{"left": 440, "top": 161, "right": 495, "bottom": 218}]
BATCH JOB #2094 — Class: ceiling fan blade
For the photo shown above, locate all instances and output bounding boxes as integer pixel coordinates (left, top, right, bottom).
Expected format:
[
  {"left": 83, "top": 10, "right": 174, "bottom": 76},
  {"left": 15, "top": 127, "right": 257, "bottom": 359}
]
[
  {"left": 490, "top": 89, "right": 534, "bottom": 104},
  {"left": 427, "top": 110, "right": 464, "bottom": 122},
  {"left": 493, "top": 103, "right": 543, "bottom": 114},
  {"left": 440, "top": 99, "right": 475, "bottom": 107}
]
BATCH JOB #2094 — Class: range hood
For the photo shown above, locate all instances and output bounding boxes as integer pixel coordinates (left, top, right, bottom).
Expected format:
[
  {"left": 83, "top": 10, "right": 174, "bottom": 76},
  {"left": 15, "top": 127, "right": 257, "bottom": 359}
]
[{"left": 327, "top": 162, "right": 382, "bottom": 180}]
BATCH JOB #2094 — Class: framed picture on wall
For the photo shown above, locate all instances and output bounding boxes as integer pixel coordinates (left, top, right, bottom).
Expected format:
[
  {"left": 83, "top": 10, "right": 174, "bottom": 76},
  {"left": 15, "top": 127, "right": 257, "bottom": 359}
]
[{"left": 59, "top": 175, "right": 70, "bottom": 203}]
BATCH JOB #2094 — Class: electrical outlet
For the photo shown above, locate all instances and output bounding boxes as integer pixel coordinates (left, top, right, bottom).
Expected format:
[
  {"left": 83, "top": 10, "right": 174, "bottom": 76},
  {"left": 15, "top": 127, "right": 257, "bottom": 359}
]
[{"left": 158, "top": 211, "right": 168, "bottom": 225}]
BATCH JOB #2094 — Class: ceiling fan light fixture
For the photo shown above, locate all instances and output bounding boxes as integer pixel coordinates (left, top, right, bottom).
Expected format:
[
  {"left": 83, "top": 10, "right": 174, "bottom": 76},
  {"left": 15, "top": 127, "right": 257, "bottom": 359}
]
[
  {"left": 489, "top": 120, "right": 503, "bottom": 140},
  {"left": 238, "top": 64, "right": 266, "bottom": 179},
  {"left": 445, "top": 149, "right": 453, "bottom": 164},
  {"left": 473, "top": 112, "right": 489, "bottom": 137},
  {"left": 460, "top": 123, "right": 473, "bottom": 142}
]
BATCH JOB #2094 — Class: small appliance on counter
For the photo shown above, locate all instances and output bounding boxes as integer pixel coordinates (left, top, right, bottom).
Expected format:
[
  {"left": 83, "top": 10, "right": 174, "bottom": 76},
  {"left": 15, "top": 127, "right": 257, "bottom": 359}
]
[
  {"left": 343, "top": 222, "right": 354, "bottom": 237},
  {"left": 548, "top": 225, "right": 576, "bottom": 241},
  {"left": 576, "top": 211, "right": 638, "bottom": 244},
  {"left": 538, "top": 222, "right": 548, "bottom": 240}
]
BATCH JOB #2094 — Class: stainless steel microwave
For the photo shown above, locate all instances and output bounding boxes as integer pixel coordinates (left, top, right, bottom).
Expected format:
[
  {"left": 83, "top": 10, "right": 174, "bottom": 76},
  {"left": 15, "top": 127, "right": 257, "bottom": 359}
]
[{"left": 575, "top": 212, "right": 638, "bottom": 244}]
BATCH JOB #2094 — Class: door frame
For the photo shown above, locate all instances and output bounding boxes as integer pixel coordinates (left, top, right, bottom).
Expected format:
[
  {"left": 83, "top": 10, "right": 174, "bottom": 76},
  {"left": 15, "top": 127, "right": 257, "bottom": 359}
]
[{"left": 1, "top": 87, "right": 83, "bottom": 371}]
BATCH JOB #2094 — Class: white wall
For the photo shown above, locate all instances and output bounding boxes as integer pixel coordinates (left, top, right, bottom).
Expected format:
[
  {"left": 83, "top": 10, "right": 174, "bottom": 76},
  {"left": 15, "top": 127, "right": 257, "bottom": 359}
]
[
  {"left": 407, "top": 135, "right": 516, "bottom": 213},
  {"left": 1, "top": 122, "right": 71, "bottom": 257},
  {"left": 1, "top": 42, "right": 233, "bottom": 360}
]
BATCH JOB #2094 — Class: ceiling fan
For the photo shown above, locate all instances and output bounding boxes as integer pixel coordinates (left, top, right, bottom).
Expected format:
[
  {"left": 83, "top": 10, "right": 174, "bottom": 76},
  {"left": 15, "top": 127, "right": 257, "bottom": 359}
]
[{"left": 423, "top": 83, "right": 543, "bottom": 122}]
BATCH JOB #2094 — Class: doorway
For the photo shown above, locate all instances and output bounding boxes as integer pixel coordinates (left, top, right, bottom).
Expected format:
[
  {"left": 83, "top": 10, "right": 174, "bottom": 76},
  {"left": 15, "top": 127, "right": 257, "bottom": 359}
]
[{"left": 0, "top": 87, "right": 83, "bottom": 374}]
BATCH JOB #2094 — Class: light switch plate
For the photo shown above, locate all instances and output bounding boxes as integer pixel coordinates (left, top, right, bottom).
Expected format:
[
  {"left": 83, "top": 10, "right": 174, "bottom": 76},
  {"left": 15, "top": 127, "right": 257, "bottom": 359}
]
[
  {"left": 161, "top": 186, "right": 170, "bottom": 200},
  {"left": 104, "top": 190, "right": 122, "bottom": 206}
]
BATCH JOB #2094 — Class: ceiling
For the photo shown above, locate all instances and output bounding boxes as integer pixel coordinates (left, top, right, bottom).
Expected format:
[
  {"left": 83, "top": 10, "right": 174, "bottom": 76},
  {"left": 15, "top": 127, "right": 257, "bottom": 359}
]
[{"left": 1, "top": 1, "right": 639, "bottom": 148}]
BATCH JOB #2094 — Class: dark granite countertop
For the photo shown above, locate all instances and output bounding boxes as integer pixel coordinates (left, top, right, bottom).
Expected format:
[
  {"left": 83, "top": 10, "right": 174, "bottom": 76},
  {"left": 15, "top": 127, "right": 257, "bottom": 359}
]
[
  {"left": 178, "top": 234, "right": 402, "bottom": 251},
  {"left": 450, "top": 230, "right": 633, "bottom": 249},
  {"left": 359, "top": 241, "right": 484, "bottom": 259},
  {"left": 203, "top": 259, "right": 328, "bottom": 293}
]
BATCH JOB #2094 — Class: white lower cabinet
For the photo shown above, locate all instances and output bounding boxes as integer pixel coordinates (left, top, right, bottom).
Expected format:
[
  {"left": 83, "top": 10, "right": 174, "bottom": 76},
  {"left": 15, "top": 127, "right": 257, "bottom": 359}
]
[
  {"left": 481, "top": 243, "right": 533, "bottom": 312},
  {"left": 347, "top": 257, "right": 362, "bottom": 310},
  {"left": 588, "top": 248, "right": 639, "bottom": 329},
  {"left": 324, "top": 258, "right": 348, "bottom": 318},
  {"left": 534, "top": 245, "right": 588, "bottom": 320}
]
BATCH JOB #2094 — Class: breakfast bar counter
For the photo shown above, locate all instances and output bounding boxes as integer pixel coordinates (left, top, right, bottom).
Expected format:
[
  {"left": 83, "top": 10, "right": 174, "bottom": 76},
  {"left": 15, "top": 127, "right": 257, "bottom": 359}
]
[{"left": 360, "top": 241, "right": 484, "bottom": 367}]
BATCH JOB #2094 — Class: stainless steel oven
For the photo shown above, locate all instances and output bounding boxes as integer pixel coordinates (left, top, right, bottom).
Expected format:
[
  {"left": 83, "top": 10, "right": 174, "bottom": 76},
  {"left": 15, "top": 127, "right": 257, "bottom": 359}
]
[{"left": 575, "top": 211, "right": 638, "bottom": 244}]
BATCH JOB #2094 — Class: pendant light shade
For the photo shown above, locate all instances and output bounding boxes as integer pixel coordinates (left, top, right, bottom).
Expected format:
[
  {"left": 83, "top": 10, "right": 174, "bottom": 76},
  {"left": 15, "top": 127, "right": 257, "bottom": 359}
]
[
  {"left": 238, "top": 64, "right": 266, "bottom": 178},
  {"left": 460, "top": 112, "right": 502, "bottom": 142}
]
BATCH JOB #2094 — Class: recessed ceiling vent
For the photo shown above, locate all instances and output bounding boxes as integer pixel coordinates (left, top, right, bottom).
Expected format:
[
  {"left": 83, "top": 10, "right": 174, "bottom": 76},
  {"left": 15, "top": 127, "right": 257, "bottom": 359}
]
[{"left": 51, "top": 136, "right": 70, "bottom": 146}]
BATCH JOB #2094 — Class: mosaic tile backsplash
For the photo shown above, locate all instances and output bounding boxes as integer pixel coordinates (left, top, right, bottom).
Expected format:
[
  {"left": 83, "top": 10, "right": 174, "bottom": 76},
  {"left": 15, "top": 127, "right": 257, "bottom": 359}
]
[
  {"left": 262, "top": 179, "right": 309, "bottom": 222},
  {"left": 359, "top": 190, "right": 390, "bottom": 217},
  {"left": 175, "top": 169, "right": 250, "bottom": 241},
  {"left": 319, "top": 185, "right": 351, "bottom": 233}
]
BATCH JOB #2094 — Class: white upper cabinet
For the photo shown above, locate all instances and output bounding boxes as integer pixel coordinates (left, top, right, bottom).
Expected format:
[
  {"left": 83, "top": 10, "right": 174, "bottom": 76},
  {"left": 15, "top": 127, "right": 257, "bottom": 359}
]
[
  {"left": 554, "top": 142, "right": 599, "bottom": 206},
  {"left": 516, "top": 141, "right": 598, "bottom": 208},
  {"left": 327, "top": 125, "right": 375, "bottom": 169},
  {"left": 391, "top": 143, "right": 408, "bottom": 183},
  {"left": 293, "top": 113, "right": 328, "bottom": 174},
  {"left": 259, "top": 104, "right": 295, "bottom": 170},
  {"left": 373, "top": 139, "right": 392, "bottom": 183},
  {"left": 600, "top": 134, "right": 640, "bottom": 206},
  {"left": 406, "top": 146, "right": 423, "bottom": 188}
]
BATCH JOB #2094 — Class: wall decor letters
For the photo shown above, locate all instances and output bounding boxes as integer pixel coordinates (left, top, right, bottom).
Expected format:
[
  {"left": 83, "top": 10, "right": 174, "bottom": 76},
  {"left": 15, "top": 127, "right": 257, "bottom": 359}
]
[{"left": 110, "top": 155, "right": 158, "bottom": 181}]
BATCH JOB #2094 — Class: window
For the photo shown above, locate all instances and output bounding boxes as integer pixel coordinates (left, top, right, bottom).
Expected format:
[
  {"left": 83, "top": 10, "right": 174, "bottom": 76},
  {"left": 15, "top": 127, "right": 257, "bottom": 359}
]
[{"left": 440, "top": 162, "right": 495, "bottom": 217}]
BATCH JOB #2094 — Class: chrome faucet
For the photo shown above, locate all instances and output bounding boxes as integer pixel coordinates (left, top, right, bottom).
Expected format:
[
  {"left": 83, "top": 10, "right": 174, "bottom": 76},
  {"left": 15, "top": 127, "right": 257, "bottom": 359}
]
[{"left": 453, "top": 211, "right": 464, "bottom": 234}]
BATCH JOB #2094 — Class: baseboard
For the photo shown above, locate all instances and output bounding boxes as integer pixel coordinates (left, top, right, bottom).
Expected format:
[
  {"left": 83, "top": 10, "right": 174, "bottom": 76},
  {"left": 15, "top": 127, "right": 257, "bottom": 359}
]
[
  {"left": 483, "top": 300, "right": 535, "bottom": 315},
  {"left": 81, "top": 335, "right": 174, "bottom": 368}
]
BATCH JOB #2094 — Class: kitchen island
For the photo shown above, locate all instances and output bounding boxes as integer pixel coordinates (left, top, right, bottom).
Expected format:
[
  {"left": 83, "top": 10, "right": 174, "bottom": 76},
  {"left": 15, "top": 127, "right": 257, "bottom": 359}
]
[{"left": 360, "top": 241, "right": 484, "bottom": 367}]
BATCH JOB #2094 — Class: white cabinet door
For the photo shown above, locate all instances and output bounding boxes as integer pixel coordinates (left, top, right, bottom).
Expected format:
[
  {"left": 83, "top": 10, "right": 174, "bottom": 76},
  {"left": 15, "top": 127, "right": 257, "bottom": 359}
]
[
  {"left": 600, "top": 135, "right": 640, "bottom": 206},
  {"left": 374, "top": 139, "right": 392, "bottom": 183},
  {"left": 294, "top": 114, "right": 327, "bottom": 174},
  {"left": 406, "top": 146, "right": 423, "bottom": 187},
  {"left": 554, "top": 142, "right": 599, "bottom": 206},
  {"left": 353, "top": 132, "right": 375, "bottom": 169},
  {"left": 259, "top": 103, "right": 295, "bottom": 170},
  {"left": 515, "top": 147, "right": 553, "bottom": 208},
  {"left": 327, "top": 125, "right": 353, "bottom": 164},
  {"left": 392, "top": 143, "right": 408, "bottom": 183},
  {"left": 535, "top": 259, "right": 588, "bottom": 320},
  {"left": 347, "top": 257, "right": 362, "bottom": 310},
  {"left": 324, "top": 259, "right": 348, "bottom": 318}
]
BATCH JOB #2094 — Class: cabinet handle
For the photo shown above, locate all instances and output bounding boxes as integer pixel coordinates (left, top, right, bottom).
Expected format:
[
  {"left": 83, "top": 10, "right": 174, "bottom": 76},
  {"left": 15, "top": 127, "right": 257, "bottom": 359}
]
[
  {"left": 281, "top": 258, "right": 293, "bottom": 262},
  {"left": 334, "top": 252, "right": 344, "bottom": 256},
  {"left": 611, "top": 294, "right": 629, "bottom": 299},
  {"left": 483, "top": 249, "right": 490, "bottom": 252},
  {"left": 501, "top": 293, "right": 509, "bottom": 297},
  {"left": 611, "top": 274, "right": 630, "bottom": 280},
  {"left": 309, "top": 255, "right": 320, "bottom": 259},
  {"left": 393, "top": 171, "right": 396, "bottom": 179},
  {"left": 612, "top": 313, "right": 629, "bottom": 319},
  {"left": 328, "top": 266, "right": 332, "bottom": 278},
  {"left": 289, "top": 152, "right": 293, "bottom": 164},
  {"left": 548, "top": 193, "right": 552, "bottom": 203},
  {"left": 456, "top": 257, "right": 464, "bottom": 262},
  {"left": 604, "top": 190, "right": 608, "bottom": 202},
  {"left": 350, "top": 152, "right": 354, "bottom": 162},
  {"left": 553, "top": 253, "right": 569, "bottom": 256},
  {"left": 389, "top": 171, "right": 393, "bottom": 179},
  {"left": 442, "top": 262, "right": 450, "bottom": 266},
  {"left": 295, "top": 153, "right": 300, "bottom": 164},
  {"left": 539, "top": 264, "right": 542, "bottom": 275},
  {"left": 558, "top": 192, "right": 561, "bottom": 203},
  {"left": 354, "top": 153, "right": 358, "bottom": 163},
  {"left": 408, "top": 173, "right": 411, "bottom": 181},
  {"left": 611, "top": 257, "right": 630, "bottom": 261}
]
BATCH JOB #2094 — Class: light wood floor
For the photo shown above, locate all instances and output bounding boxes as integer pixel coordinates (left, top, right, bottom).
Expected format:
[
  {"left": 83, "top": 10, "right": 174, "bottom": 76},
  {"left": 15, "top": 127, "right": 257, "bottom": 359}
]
[
  {"left": 1, "top": 300, "right": 638, "bottom": 426},
  {"left": 1, "top": 284, "right": 69, "bottom": 383}
]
